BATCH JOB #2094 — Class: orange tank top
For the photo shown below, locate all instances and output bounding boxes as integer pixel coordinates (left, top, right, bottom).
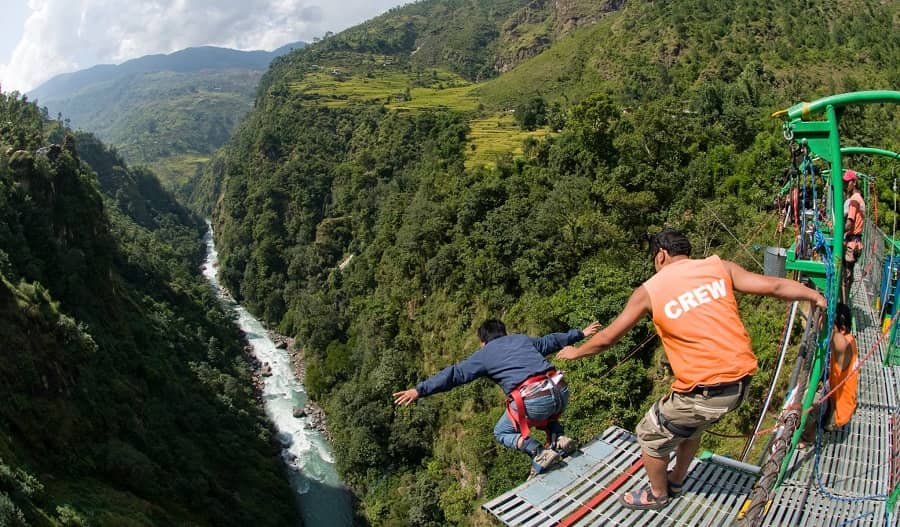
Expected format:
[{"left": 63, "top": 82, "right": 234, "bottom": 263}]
[
  {"left": 643, "top": 256, "right": 758, "bottom": 392},
  {"left": 847, "top": 193, "right": 865, "bottom": 236},
  {"left": 829, "top": 332, "right": 859, "bottom": 428}
]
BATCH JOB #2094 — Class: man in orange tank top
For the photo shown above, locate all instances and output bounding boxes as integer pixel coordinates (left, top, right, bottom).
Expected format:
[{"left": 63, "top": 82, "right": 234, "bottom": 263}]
[
  {"left": 842, "top": 169, "right": 865, "bottom": 298},
  {"left": 558, "top": 229, "right": 826, "bottom": 510}
]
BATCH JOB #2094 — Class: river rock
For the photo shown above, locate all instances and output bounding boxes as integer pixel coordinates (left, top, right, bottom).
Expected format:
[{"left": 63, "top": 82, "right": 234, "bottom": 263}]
[
  {"left": 275, "top": 431, "right": 293, "bottom": 447},
  {"left": 293, "top": 406, "right": 306, "bottom": 418}
]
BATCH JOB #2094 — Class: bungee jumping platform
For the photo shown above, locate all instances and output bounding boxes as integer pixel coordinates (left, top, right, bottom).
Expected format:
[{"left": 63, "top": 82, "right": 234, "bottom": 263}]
[
  {"left": 482, "top": 425, "right": 758, "bottom": 526},
  {"left": 484, "top": 277, "right": 900, "bottom": 527}
]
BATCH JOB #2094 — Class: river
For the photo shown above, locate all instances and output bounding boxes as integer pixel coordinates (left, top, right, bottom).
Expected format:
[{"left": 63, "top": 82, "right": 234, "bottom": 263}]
[{"left": 201, "top": 224, "right": 353, "bottom": 526}]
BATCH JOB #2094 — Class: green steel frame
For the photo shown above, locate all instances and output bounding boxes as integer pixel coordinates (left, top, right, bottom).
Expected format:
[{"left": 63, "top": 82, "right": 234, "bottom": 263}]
[{"left": 770, "top": 90, "right": 900, "bottom": 487}]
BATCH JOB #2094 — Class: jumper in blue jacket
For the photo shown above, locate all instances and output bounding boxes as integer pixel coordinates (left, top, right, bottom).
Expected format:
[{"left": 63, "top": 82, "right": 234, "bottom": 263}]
[{"left": 415, "top": 329, "right": 584, "bottom": 397}]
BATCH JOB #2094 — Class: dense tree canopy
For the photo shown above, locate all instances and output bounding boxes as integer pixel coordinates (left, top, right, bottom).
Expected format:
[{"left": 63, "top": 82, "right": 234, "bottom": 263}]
[
  {"left": 0, "top": 92, "right": 297, "bottom": 526},
  {"left": 203, "top": 0, "right": 898, "bottom": 524}
]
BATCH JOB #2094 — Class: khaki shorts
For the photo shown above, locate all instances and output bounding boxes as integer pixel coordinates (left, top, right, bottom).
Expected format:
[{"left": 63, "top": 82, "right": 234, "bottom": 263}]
[{"left": 636, "top": 384, "right": 749, "bottom": 458}]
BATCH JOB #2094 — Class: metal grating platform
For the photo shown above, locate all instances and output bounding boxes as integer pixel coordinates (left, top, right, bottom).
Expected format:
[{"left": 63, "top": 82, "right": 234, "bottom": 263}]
[
  {"left": 781, "top": 406, "right": 893, "bottom": 497},
  {"left": 760, "top": 277, "right": 900, "bottom": 526},
  {"left": 762, "top": 484, "right": 890, "bottom": 526},
  {"left": 482, "top": 426, "right": 756, "bottom": 526}
]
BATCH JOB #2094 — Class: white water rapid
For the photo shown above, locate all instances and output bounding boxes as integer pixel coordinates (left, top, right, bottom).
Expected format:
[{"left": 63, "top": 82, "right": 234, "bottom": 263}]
[{"left": 202, "top": 224, "right": 352, "bottom": 526}]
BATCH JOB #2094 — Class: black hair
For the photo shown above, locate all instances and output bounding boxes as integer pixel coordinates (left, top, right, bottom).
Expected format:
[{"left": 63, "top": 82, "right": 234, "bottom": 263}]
[
  {"left": 478, "top": 319, "right": 507, "bottom": 344},
  {"left": 650, "top": 228, "right": 692, "bottom": 259},
  {"left": 835, "top": 303, "right": 852, "bottom": 332}
]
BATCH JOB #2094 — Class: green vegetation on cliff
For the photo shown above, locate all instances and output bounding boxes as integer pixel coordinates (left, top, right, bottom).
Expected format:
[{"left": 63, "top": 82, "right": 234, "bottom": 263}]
[
  {"left": 200, "top": 0, "right": 898, "bottom": 524},
  {"left": 0, "top": 92, "right": 297, "bottom": 526}
]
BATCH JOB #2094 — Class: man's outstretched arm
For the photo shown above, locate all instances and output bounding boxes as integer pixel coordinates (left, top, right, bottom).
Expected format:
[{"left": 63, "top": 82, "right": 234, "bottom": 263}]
[
  {"left": 533, "top": 322, "right": 602, "bottom": 356},
  {"left": 557, "top": 287, "right": 651, "bottom": 360},
  {"left": 393, "top": 353, "right": 487, "bottom": 406},
  {"left": 725, "top": 260, "right": 826, "bottom": 309}
]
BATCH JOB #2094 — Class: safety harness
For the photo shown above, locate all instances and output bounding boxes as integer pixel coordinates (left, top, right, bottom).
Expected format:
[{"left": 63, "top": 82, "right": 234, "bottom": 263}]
[{"left": 505, "top": 369, "right": 564, "bottom": 442}]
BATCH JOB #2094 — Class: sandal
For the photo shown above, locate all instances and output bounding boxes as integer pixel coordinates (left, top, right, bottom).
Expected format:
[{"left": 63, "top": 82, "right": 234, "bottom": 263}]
[
  {"left": 667, "top": 474, "right": 684, "bottom": 498},
  {"left": 620, "top": 484, "right": 670, "bottom": 511}
]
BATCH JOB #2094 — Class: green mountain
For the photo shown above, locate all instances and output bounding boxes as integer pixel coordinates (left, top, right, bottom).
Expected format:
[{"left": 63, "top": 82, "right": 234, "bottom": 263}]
[
  {"left": 26, "top": 44, "right": 304, "bottom": 193},
  {"left": 0, "top": 94, "right": 297, "bottom": 525},
  {"left": 201, "top": 0, "right": 898, "bottom": 524}
]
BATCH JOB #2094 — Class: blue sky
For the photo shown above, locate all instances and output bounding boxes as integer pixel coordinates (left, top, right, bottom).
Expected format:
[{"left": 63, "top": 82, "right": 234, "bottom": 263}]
[{"left": 0, "top": 0, "right": 409, "bottom": 94}]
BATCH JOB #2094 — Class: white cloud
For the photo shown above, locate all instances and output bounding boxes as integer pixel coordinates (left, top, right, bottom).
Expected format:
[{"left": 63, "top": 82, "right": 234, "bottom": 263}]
[{"left": 1, "top": 0, "right": 408, "bottom": 94}]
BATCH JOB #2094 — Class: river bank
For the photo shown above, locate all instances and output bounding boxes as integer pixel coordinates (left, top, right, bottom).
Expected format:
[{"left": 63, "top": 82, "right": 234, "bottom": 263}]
[
  {"left": 262, "top": 333, "right": 332, "bottom": 442},
  {"left": 202, "top": 224, "right": 351, "bottom": 526},
  {"left": 215, "top": 286, "right": 332, "bottom": 441}
]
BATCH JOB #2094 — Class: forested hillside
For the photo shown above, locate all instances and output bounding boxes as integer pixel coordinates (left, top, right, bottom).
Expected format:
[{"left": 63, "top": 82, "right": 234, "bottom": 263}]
[
  {"left": 200, "top": 0, "right": 899, "bottom": 524},
  {"left": 0, "top": 93, "right": 297, "bottom": 526},
  {"left": 27, "top": 44, "right": 303, "bottom": 194}
]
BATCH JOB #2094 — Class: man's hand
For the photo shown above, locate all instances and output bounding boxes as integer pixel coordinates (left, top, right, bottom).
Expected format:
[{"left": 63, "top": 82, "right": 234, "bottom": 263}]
[
  {"left": 557, "top": 345, "right": 580, "bottom": 360},
  {"left": 813, "top": 292, "right": 827, "bottom": 311},
  {"left": 393, "top": 388, "right": 420, "bottom": 406},
  {"left": 582, "top": 321, "right": 601, "bottom": 338}
]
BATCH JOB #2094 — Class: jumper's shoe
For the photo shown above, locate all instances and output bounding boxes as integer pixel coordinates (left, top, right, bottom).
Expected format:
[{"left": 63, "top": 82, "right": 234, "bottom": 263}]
[
  {"left": 554, "top": 435, "right": 577, "bottom": 456},
  {"left": 528, "top": 448, "right": 561, "bottom": 479}
]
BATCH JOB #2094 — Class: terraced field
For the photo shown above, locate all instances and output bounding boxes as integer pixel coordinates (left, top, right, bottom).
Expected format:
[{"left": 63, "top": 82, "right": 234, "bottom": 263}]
[
  {"left": 152, "top": 153, "right": 210, "bottom": 190},
  {"left": 465, "top": 113, "right": 549, "bottom": 169},
  {"left": 289, "top": 69, "right": 479, "bottom": 111},
  {"left": 290, "top": 68, "right": 551, "bottom": 169}
]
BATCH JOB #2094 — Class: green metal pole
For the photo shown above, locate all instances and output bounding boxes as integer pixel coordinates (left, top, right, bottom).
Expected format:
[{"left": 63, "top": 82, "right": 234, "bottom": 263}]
[
  {"left": 780, "top": 105, "right": 845, "bottom": 485},
  {"left": 773, "top": 90, "right": 900, "bottom": 120},
  {"left": 890, "top": 481, "right": 900, "bottom": 517},
  {"left": 841, "top": 147, "right": 900, "bottom": 160},
  {"left": 829, "top": 104, "right": 845, "bottom": 266}
]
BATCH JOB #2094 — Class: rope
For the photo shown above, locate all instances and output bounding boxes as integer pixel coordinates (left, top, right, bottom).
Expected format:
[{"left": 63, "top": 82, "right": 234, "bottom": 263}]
[
  {"left": 709, "top": 210, "right": 765, "bottom": 271},
  {"left": 739, "top": 305, "right": 820, "bottom": 526},
  {"left": 837, "top": 511, "right": 877, "bottom": 527},
  {"left": 592, "top": 333, "right": 658, "bottom": 381},
  {"left": 707, "top": 306, "right": 817, "bottom": 441},
  {"left": 740, "top": 301, "right": 799, "bottom": 461},
  {"left": 811, "top": 245, "right": 886, "bottom": 503}
]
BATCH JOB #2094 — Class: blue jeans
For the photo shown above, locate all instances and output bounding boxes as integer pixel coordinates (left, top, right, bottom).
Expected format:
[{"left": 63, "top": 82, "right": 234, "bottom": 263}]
[{"left": 494, "top": 384, "right": 569, "bottom": 450}]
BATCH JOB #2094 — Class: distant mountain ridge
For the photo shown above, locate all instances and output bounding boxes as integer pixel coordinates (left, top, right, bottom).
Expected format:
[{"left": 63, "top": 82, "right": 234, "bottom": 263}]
[
  {"left": 29, "top": 42, "right": 304, "bottom": 101},
  {"left": 25, "top": 41, "right": 304, "bottom": 195}
]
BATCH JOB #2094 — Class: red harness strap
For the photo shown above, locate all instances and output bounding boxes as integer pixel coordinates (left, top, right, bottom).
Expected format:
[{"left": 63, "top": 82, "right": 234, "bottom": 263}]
[{"left": 505, "top": 369, "right": 559, "bottom": 441}]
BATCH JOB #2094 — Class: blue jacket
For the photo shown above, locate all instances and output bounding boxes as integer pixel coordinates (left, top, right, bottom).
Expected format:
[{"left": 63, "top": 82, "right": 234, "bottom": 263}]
[{"left": 416, "top": 330, "right": 584, "bottom": 397}]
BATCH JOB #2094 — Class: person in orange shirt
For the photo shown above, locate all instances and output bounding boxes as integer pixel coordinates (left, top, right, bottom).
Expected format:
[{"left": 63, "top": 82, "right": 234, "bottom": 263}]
[
  {"left": 799, "top": 303, "right": 859, "bottom": 448},
  {"left": 842, "top": 169, "right": 865, "bottom": 298},
  {"left": 558, "top": 228, "right": 826, "bottom": 510},
  {"left": 828, "top": 303, "right": 859, "bottom": 428}
]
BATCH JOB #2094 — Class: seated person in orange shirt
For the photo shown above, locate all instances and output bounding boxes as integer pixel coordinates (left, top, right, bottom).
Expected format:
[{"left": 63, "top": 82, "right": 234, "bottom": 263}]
[{"left": 800, "top": 303, "right": 859, "bottom": 447}]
